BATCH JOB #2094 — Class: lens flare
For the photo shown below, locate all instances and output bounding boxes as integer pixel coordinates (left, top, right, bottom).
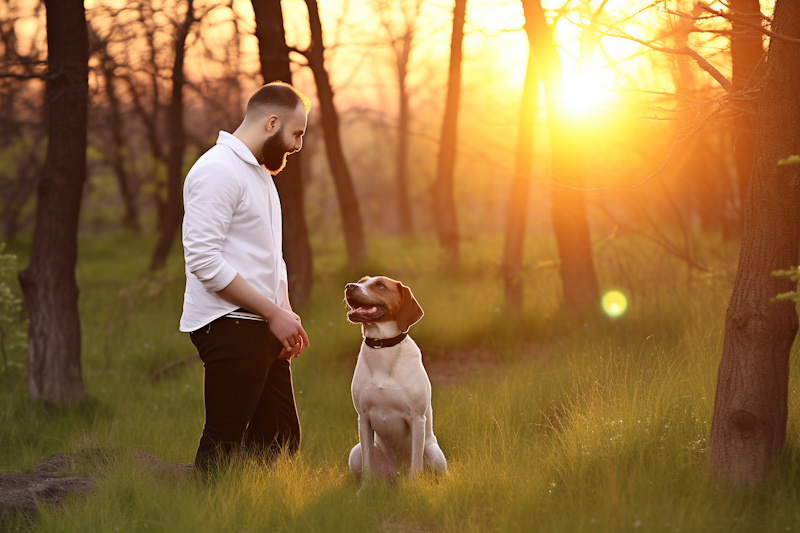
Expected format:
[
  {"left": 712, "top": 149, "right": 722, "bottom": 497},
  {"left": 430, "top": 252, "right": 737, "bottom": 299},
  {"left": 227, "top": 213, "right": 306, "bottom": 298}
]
[{"left": 601, "top": 290, "right": 628, "bottom": 318}]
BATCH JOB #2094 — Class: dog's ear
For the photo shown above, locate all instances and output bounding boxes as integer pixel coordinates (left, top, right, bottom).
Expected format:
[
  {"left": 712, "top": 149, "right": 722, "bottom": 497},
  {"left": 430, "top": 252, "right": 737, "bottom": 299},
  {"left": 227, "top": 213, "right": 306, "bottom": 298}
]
[{"left": 396, "top": 282, "right": 423, "bottom": 333}]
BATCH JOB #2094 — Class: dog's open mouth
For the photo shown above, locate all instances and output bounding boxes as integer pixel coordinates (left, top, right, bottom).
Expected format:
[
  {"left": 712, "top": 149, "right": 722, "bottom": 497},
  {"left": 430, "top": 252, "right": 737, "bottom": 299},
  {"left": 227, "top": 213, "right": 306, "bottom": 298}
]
[{"left": 346, "top": 297, "right": 386, "bottom": 323}]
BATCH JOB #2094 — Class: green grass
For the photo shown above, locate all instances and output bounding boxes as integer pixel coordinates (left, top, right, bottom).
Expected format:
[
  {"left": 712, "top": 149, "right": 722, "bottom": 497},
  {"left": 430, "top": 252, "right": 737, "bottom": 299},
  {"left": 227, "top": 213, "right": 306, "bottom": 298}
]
[{"left": 1, "top": 231, "right": 799, "bottom": 532}]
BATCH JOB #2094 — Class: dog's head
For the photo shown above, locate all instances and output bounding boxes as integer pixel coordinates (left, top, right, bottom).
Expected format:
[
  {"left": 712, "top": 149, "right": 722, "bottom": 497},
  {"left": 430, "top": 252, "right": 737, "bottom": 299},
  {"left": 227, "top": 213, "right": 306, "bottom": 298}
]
[{"left": 344, "top": 276, "right": 423, "bottom": 332}]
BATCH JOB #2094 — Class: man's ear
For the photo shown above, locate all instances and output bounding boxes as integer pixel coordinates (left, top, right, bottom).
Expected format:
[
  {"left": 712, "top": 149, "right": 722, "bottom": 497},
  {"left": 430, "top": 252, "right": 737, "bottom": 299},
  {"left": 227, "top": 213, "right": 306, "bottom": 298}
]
[
  {"left": 396, "top": 282, "right": 423, "bottom": 333},
  {"left": 266, "top": 114, "right": 279, "bottom": 132}
]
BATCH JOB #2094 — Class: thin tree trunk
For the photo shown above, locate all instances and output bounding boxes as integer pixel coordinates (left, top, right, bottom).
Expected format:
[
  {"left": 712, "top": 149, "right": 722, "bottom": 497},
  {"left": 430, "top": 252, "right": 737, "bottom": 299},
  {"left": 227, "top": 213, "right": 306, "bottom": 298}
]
[
  {"left": 395, "top": 33, "right": 413, "bottom": 235},
  {"left": 101, "top": 52, "right": 141, "bottom": 234},
  {"left": 303, "top": 0, "right": 366, "bottom": 264},
  {"left": 433, "top": 0, "right": 466, "bottom": 271},
  {"left": 692, "top": 137, "right": 724, "bottom": 232},
  {"left": 121, "top": 72, "right": 167, "bottom": 230},
  {"left": 670, "top": 3, "right": 727, "bottom": 231},
  {"left": 150, "top": 0, "right": 194, "bottom": 271},
  {"left": 521, "top": 0, "right": 600, "bottom": 315},
  {"left": 503, "top": 25, "right": 539, "bottom": 316},
  {"left": 709, "top": 0, "right": 800, "bottom": 486},
  {"left": 3, "top": 148, "right": 39, "bottom": 242},
  {"left": 138, "top": 5, "right": 167, "bottom": 230},
  {"left": 0, "top": 41, "right": 38, "bottom": 242},
  {"left": 730, "top": 0, "right": 764, "bottom": 222},
  {"left": 18, "top": 0, "right": 88, "bottom": 403},
  {"left": 251, "top": 0, "right": 313, "bottom": 308}
]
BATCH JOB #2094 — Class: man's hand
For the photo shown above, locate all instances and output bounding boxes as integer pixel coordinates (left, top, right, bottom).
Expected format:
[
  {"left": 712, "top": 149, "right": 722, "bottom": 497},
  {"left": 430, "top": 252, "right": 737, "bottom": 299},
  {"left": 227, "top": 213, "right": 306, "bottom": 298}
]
[
  {"left": 216, "top": 274, "right": 310, "bottom": 359},
  {"left": 266, "top": 306, "right": 310, "bottom": 359},
  {"left": 277, "top": 311, "right": 307, "bottom": 360}
]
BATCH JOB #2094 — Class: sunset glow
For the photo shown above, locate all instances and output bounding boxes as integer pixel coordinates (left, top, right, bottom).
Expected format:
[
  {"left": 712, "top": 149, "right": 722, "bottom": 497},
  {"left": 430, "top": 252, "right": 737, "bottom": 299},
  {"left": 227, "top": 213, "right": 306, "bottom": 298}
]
[{"left": 560, "top": 68, "right": 616, "bottom": 116}]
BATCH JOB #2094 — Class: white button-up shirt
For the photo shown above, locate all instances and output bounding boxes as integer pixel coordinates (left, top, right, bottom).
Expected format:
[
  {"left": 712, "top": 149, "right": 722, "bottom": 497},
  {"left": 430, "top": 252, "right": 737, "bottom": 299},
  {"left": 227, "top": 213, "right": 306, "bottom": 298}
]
[{"left": 179, "top": 131, "right": 288, "bottom": 332}]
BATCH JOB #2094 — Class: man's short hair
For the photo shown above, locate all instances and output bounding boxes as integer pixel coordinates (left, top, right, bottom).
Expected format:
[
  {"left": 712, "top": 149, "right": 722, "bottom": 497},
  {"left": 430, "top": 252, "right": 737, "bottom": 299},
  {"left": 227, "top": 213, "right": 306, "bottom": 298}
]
[{"left": 245, "top": 81, "right": 311, "bottom": 119}]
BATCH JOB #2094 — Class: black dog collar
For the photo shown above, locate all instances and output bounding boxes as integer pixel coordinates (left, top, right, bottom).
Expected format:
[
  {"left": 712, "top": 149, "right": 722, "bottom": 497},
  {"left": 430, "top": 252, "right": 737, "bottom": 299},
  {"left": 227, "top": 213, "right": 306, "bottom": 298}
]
[{"left": 364, "top": 332, "right": 407, "bottom": 349}]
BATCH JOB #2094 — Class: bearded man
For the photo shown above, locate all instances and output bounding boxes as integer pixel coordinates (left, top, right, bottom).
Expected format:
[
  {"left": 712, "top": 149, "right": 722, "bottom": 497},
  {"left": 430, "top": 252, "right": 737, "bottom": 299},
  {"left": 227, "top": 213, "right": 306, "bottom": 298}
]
[{"left": 180, "top": 81, "right": 312, "bottom": 471}]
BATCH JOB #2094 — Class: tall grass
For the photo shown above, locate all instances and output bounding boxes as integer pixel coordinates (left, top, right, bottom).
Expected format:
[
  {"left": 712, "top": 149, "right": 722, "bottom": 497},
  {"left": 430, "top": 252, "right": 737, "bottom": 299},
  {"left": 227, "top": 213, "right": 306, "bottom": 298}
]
[{"left": 1, "top": 232, "right": 799, "bottom": 532}]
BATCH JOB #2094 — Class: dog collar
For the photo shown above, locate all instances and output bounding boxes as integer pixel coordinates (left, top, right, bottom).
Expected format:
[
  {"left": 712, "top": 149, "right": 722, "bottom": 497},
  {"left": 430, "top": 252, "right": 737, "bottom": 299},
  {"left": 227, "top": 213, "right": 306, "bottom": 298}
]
[{"left": 363, "top": 332, "right": 407, "bottom": 349}]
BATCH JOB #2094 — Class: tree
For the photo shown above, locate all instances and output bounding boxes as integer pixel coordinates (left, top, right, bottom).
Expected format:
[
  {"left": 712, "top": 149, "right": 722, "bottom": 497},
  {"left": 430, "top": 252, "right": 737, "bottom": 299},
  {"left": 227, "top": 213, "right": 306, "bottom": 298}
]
[
  {"left": 251, "top": 0, "right": 313, "bottom": 308},
  {"left": 521, "top": 0, "right": 600, "bottom": 315},
  {"left": 17, "top": 0, "right": 89, "bottom": 403},
  {"left": 150, "top": 0, "right": 196, "bottom": 271},
  {"left": 0, "top": 1, "right": 46, "bottom": 242},
  {"left": 433, "top": 0, "right": 466, "bottom": 271},
  {"left": 129, "top": 1, "right": 169, "bottom": 230},
  {"left": 669, "top": 3, "right": 728, "bottom": 234},
  {"left": 302, "top": 0, "right": 367, "bottom": 264},
  {"left": 729, "top": 0, "right": 765, "bottom": 219},
  {"left": 372, "top": 0, "right": 423, "bottom": 234},
  {"left": 503, "top": 6, "right": 539, "bottom": 316},
  {"left": 91, "top": 21, "right": 141, "bottom": 234},
  {"left": 709, "top": 0, "right": 800, "bottom": 486}
]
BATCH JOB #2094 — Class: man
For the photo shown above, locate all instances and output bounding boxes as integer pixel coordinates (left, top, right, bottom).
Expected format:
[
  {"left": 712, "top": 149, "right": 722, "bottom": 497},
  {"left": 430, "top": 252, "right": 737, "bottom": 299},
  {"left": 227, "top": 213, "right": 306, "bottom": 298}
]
[{"left": 180, "top": 81, "right": 311, "bottom": 471}]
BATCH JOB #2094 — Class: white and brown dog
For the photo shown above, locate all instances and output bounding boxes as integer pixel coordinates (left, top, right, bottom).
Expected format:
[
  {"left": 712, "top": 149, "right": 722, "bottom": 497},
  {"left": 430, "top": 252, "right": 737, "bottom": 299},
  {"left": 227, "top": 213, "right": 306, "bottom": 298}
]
[{"left": 345, "top": 275, "right": 447, "bottom": 484}]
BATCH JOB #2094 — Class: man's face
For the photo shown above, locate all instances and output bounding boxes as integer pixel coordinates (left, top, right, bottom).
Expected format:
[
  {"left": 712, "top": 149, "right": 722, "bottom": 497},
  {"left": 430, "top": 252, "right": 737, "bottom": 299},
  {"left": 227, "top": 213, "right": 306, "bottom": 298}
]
[
  {"left": 259, "top": 104, "right": 308, "bottom": 176},
  {"left": 259, "top": 126, "right": 292, "bottom": 175}
]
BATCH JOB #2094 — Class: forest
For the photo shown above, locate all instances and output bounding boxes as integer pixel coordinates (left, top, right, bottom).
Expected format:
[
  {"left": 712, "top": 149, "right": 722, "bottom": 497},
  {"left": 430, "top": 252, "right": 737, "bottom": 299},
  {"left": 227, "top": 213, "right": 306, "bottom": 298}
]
[{"left": 1, "top": 0, "right": 799, "bottom": 531}]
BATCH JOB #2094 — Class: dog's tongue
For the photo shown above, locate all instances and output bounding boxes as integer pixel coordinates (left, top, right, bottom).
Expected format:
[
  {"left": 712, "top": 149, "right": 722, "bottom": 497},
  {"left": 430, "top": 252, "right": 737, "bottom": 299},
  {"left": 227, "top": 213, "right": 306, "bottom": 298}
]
[{"left": 347, "top": 304, "right": 382, "bottom": 322}]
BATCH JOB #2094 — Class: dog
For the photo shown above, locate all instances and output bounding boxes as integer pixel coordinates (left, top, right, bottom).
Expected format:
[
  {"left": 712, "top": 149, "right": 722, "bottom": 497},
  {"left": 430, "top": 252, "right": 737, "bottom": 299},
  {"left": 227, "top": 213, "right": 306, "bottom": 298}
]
[{"left": 345, "top": 275, "right": 447, "bottom": 484}]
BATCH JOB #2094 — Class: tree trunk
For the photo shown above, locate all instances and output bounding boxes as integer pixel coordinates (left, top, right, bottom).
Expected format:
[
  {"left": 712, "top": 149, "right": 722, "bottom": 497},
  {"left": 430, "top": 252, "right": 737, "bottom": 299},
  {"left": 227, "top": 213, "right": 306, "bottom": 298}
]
[
  {"left": 121, "top": 72, "right": 167, "bottom": 231},
  {"left": 433, "top": 0, "right": 466, "bottom": 271},
  {"left": 0, "top": 32, "right": 40, "bottom": 243},
  {"left": 692, "top": 137, "right": 724, "bottom": 232},
  {"left": 503, "top": 21, "right": 539, "bottom": 316},
  {"left": 395, "top": 32, "right": 414, "bottom": 235},
  {"left": 521, "top": 0, "right": 600, "bottom": 315},
  {"left": 17, "top": 0, "right": 88, "bottom": 403},
  {"left": 709, "top": 0, "right": 800, "bottom": 486},
  {"left": 730, "top": 0, "right": 765, "bottom": 221},
  {"left": 150, "top": 0, "right": 194, "bottom": 271},
  {"left": 303, "top": 0, "right": 366, "bottom": 264},
  {"left": 670, "top": 3, "right": 727, "bottom": 232},
  {"left": 137, "top": 5, "right": 168, "bottom": 231},
  {"left": 101, "top": 52, "right": 141, "bottom": 234},
  {"left": 251, "top": 0, "right": 313, "bottom": 308}
]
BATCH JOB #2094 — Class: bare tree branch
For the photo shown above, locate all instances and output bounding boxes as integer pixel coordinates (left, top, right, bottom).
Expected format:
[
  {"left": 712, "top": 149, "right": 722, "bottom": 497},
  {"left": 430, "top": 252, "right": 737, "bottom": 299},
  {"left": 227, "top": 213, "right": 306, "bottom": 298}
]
[
  {"left": 699, "top": 4, "right": 800, "bottom": 43},
  {"left": 598, "top": 23, "right": 732, "bottom": 92},
  {"left": 0, "top": 71, "right": 51, "bottom": 80}
]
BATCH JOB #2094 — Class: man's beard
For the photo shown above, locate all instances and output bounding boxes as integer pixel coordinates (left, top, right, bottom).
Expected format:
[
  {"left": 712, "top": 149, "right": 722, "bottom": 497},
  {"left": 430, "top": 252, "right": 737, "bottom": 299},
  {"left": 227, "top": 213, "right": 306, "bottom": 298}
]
[{"left": 259, "top": 130, "right": 292, "bottom": 175}]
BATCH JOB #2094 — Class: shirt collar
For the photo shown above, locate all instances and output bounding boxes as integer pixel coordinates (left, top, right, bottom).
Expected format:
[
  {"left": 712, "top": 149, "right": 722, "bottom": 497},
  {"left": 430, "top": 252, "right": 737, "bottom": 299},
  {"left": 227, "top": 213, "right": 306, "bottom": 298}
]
[{"left": 216, "top": 131, "right": 261, "bottom": 168}]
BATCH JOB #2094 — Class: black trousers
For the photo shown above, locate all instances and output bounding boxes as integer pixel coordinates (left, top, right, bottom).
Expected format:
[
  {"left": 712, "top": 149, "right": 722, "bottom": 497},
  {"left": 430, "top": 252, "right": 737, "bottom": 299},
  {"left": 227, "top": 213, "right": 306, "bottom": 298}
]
[{"left": 190, "top": 316, "right": 300, "bottom": 471}]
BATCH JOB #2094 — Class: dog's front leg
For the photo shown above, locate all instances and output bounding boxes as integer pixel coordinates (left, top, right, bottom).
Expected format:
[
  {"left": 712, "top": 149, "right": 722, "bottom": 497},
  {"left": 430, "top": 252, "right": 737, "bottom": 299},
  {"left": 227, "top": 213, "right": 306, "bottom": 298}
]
[
  {"left": 358, "top": 414, "right": 375, "bottom": 483},
  {"left": 409, "top": 415, "right": 426, "bottom": 477}
]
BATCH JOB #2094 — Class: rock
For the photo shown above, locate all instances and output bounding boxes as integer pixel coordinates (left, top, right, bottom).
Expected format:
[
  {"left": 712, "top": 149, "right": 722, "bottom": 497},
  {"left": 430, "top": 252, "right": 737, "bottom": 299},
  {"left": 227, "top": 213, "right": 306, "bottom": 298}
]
[
  {"left": 0, "top": 450, "right": 191, "bottom": 521},
  {"left": 0, "top": 473, "right": 94, "bottom": 519}
]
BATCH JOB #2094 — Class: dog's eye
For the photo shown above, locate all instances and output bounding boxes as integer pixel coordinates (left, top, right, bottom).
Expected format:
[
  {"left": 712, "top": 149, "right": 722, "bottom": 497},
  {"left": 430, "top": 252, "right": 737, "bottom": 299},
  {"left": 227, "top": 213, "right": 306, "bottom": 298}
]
[{"left": 376, "top": 281, "right": 385, "bottom": 289}]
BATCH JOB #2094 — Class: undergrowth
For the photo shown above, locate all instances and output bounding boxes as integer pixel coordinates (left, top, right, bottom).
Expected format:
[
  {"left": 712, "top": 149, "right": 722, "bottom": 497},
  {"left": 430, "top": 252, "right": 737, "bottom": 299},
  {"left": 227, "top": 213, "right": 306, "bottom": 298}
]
[{"left": 1, "top": 231, "right": 798, "bottom": 532}]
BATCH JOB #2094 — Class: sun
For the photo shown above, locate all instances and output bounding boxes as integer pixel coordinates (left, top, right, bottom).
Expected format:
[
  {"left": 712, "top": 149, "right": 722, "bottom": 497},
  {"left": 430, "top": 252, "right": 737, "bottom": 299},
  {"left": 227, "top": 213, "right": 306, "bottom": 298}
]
[{"left": 559, "top": 67, "right": 615, "bottom": 116}]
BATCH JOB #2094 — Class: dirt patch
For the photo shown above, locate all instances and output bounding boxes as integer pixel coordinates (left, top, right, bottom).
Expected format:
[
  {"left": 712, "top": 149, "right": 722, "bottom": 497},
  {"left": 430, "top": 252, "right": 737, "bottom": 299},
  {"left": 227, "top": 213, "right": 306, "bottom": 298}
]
[
  {"left": 421, "top": 340, "right": 560, "bottom": 386},
  {"left": 422, "top": 345, "right": 503, "bottom": 386}
]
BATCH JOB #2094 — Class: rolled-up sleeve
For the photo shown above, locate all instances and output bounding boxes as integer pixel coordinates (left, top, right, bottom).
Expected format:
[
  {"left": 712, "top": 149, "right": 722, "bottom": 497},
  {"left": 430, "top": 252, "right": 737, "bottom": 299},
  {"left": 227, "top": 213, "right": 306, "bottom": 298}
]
[
  {"left": 182, "top": 163, "right": 240, "bottom": 292},
  {"left": 279, "top": 258, "right": 288, "bottom": 287}
]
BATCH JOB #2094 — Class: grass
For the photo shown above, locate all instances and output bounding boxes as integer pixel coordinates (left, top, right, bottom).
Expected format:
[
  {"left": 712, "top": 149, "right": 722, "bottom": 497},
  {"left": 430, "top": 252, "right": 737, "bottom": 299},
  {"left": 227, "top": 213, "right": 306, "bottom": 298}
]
[{"left": 1, "top": 231, "right": 799, "bottom": 532}]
